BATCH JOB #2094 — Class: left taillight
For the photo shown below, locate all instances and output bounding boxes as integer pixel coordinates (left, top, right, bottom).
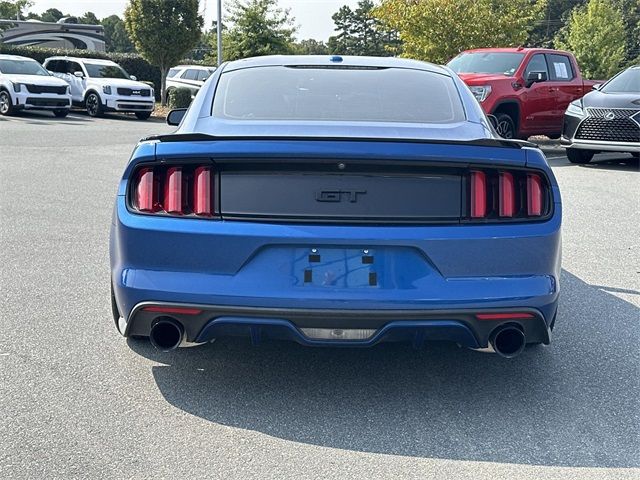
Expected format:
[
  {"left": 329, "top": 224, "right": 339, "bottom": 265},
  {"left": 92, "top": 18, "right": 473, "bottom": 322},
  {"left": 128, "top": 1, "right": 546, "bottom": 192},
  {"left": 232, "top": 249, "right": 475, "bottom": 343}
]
[
  {"left": 131, "top": 165, "right": 217, "bottom": 218},
  {"left": 135, "top": 168, "right": 159, "bottom": 212}
]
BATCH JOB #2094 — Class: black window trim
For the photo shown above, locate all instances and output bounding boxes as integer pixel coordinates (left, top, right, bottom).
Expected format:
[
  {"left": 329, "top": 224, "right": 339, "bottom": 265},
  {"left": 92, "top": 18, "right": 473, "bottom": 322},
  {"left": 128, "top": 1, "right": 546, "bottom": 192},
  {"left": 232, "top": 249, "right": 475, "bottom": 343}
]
[
  {"left": 544, "top": 53, "right": 575, "bottom": 82},
  {"left": 67, "top": 60, "right": 84, "bottom": 76},
  {"left": 524, "top": 53, "right": 549, "bottom": 79}
]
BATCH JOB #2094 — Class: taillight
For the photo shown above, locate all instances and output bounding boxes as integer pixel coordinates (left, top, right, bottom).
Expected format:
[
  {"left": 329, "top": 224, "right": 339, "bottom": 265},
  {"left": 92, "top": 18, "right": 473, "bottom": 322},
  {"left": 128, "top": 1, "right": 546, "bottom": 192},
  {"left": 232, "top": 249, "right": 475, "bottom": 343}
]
[
  {"left": 470, "top": 171, "right": 487, "bottom": 218},
  {"left": 467, "top": 169, "right": 548, "bottom": 221},
  {"left": 135, "top": 168, "right": 157, "bottom": 212},
  {"left": 131, "top": 164, "right": 217, "bottom": 218},
  {"left": 527, "top": 173, "right": 543, "bottom": 216},
  {"left": 193, "top": 166, "right": 212, "bottom": 216},
  {"left": 164, "top": 167, "right": 182, "bottom": 214},
  {"left": 498, "top": 171, "right": 515, "bottom": 217}
]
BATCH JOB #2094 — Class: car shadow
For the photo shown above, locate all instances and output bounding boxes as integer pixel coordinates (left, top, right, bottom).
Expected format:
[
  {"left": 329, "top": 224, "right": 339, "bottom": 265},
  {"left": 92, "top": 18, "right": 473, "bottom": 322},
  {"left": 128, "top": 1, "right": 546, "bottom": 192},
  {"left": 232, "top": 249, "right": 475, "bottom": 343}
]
[
  {"left": 545, "top": 152, "right": 639, "bottom": 171},
  {"left": 127, "top": 270, "right": 639, "bottom": 468},
  {"left": 581, "top": 155, "right": 639, "bottom": 172},
  {"left": 69, "top": 109, "right": 166, "bottom": 123},
  {"left": 0, "top": 110, "right": 91, "bottom": 124}
]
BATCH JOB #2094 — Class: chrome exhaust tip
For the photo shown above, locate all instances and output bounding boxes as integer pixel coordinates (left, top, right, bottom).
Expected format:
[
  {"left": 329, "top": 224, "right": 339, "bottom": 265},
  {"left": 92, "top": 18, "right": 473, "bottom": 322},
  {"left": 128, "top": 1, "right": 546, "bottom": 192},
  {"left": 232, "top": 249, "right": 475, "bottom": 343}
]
[
  {"left": 490, "top": 325, "right": 526, "bottom": 358},
  {"left": 149, "top": 318, "right": 184, "bottom": 352}
]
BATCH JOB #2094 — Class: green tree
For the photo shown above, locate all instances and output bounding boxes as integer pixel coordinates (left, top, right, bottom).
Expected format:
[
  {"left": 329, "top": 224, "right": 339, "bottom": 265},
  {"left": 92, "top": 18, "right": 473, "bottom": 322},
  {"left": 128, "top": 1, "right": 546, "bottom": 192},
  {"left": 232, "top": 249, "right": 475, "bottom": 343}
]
[
  {"left": 124, "top": 0, "right": 203, "bottom": 105},
  {"left": 328, "top": 0, "right": 401, "bottom": 56},
  {"left": 612, "top": 0, "right": 640, "bottom": 64},
  {"left": 330, "top": 5, "right": 358, "bottom": 53},
  {"left": 374, "top": 0, "right": 547, "bottom": 63},
  {"left": 222, "top": 0, "right": 297, "bottom": 61},
  {"left": 528, "top": 0, "right": 586, "bottom": 47},
  {"left": 192, "top": 21, "right": 221, "bottom": 62},
  {"left": 0, "top": 0, "right": 31, "bottom": 20},
  {"left": 37, "top": 7, "right": 65, "bottom": 22},
  {"left": 102, "top": 15, "right": 134, "bottom": 53},
  {"left": 295, "top": 38, "right": 329, "bottom": 55},
  {"left": 204, "top": 21, "right": 229, "bottom": 64},
  {"left": 555, "top": 0, "right": 626, "bottom": 78},
  {"left": 78, "top": 11, "right": 99, "bottom": 25}
]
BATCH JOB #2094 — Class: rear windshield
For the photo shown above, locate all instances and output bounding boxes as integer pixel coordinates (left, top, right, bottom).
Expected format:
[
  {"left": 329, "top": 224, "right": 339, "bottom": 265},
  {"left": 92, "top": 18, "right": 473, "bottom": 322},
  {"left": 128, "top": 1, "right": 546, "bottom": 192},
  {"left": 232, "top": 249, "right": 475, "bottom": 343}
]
[
  {"left": 0, "top": 58, "right": 50, "bottom": 76},
  {"left": 448, "top": 52, "right": 525, "bottom": 76},
  {"left": 601, "top": 67, "right": 640, "bottom": 93},
  {"left": 167, "top": 67, "right": 181, "bottom": 78},
  {"left": 212, "top": 66, "right": 465, "bottom": 124}
]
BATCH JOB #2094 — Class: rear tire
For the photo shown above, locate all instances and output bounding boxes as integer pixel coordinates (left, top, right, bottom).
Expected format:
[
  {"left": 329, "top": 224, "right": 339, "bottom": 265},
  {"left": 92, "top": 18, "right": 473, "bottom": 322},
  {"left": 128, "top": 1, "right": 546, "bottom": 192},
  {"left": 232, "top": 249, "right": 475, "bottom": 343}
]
[
  {"left": 53, "top": 109, "right": 69, "bottom": 118},
  {"left": 0, "top": 90, "right": 15, "bottom": 116},
  {"left": 135, "top": 111, "right": 151, "bottom": 120},
  {"left": 495, "top": 113, "right": 516, "bottom": 139},
  {"left": 567, "top": 148, "right": 594, "bottom": 164},
  {"left": 85, "top": 92, "right": 103, "bottom": 117}
]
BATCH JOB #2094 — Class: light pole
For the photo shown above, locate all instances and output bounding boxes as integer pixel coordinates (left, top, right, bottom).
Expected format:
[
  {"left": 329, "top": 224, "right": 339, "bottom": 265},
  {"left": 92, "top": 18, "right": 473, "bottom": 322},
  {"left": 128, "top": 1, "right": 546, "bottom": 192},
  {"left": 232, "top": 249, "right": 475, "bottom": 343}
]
[{"left": 217, "top": 0, "right": 223, "bottom": 66}]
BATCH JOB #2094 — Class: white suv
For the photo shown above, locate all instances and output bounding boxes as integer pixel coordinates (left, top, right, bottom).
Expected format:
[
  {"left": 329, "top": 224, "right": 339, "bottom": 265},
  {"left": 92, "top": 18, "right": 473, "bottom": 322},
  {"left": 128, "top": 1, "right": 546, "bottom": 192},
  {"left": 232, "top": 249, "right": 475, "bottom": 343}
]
[
  {"left": 0, "top": 54, "right": 71, "bottom": 117},
  {"left": 166, "top": 65, "right": 216, "bottom": 97},
  {"left": 43, "top": 56, "right": 154, "bottom": 120}
]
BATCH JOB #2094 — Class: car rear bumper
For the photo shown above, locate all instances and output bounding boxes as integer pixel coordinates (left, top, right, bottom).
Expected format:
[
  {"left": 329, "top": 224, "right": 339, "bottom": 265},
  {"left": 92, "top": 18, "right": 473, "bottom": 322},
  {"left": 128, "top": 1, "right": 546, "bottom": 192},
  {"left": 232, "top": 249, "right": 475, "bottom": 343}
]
[
  {"left": 125, "top": 301, "right": 553, "bottom": 348},
  {"left": 111, "top": 199, "right": 561, "bottom": 348}
]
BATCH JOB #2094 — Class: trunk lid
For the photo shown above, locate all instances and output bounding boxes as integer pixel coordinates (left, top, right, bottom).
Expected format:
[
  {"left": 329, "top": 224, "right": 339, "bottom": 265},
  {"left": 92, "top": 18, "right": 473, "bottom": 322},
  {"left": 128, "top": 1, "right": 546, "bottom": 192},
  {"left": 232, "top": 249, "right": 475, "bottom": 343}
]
[{"left": 147, "top": 137, "right": 531, "bottom": 223}]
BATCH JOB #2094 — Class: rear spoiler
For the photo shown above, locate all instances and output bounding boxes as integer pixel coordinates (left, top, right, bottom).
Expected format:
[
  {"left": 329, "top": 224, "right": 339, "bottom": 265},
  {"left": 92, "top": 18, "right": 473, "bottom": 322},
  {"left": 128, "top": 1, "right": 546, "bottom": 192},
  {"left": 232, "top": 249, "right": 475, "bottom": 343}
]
[{"left": 140, "top": 133, "right": 538, "bottom": 150}]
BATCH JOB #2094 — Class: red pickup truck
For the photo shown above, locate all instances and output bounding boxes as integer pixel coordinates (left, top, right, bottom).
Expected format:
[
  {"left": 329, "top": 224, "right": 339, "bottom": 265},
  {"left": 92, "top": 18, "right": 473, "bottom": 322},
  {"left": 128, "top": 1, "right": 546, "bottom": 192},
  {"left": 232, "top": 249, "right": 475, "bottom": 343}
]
[{"left": 448, "top": 47, "right": 599, "bottom": 139}]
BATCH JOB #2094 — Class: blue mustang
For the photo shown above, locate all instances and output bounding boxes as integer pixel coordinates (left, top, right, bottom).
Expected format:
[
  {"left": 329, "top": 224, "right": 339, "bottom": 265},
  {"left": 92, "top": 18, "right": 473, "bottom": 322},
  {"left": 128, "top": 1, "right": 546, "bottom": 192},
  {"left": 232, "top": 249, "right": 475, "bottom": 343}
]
[{"left": 110, "top": 55, "right": 561, "bottom": 358}]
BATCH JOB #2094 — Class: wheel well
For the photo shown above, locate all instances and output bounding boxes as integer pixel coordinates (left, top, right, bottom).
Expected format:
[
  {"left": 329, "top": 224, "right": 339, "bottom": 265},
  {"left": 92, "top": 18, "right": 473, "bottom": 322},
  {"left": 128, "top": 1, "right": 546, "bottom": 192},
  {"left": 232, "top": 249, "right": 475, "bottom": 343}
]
[
  {"left": 0, "top": 87, "right": 13, "bottom": 103},
  {"left": 84, "top": 90, "right": 101, "bottom": 102},
  {"left": 492, "top": 102, "right": 520, "bottom": 132}
]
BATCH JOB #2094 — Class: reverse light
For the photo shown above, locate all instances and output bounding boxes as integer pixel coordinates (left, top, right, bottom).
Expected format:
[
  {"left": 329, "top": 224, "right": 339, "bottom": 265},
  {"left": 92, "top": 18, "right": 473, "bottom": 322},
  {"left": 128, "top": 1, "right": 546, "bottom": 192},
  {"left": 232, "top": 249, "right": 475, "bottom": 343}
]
[
  {"left": 469, "top": 85, "right": 492, "bottom": 103},
  {"left": 470, "top": 171, "right": 487, "bottom": 218}
]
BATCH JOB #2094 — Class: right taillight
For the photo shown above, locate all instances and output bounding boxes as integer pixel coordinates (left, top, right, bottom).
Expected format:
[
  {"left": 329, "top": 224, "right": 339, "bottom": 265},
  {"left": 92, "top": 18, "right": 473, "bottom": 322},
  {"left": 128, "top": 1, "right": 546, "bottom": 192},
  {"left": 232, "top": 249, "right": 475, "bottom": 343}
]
[
  {"left": 498, "top": 171, "right": 515, "bottom": 217},
  {"left": 131, "top": 164, "right": 217, "bottom": 218},
  {"left": 526, "top": 173, "right": 543, "bottom": 216},
  {"left": 468, "top": 169, "right": 548, "bottom": 221}
]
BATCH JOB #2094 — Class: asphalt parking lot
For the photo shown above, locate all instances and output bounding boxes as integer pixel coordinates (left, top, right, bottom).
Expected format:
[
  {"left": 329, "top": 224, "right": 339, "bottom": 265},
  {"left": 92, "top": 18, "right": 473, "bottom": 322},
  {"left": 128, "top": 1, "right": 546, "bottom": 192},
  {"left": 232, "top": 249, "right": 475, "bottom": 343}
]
[{"left": 1, "top": 111, "right": 638, "bottom": 480}]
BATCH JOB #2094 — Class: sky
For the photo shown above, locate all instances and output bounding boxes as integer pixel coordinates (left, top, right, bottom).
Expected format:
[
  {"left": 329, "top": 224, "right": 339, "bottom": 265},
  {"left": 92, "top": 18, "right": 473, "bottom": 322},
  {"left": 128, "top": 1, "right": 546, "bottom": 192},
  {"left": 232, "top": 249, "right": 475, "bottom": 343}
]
[{"left": 25, "top": 0, "right": 361, "bottom": 41}]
